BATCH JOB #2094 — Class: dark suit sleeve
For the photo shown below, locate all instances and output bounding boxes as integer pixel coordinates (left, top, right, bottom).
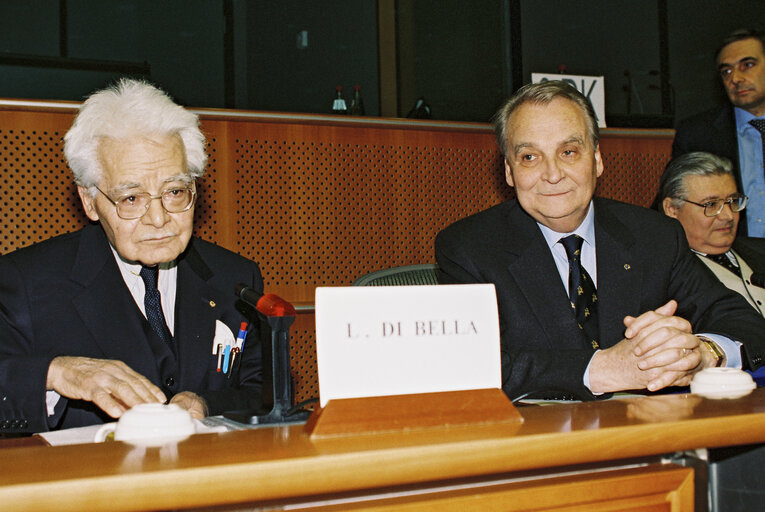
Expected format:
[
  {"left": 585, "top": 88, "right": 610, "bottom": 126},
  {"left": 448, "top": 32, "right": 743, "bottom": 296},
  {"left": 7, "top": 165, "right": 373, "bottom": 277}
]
[{"left": 0, "top": 256, "right": 59, "bottom": 433}]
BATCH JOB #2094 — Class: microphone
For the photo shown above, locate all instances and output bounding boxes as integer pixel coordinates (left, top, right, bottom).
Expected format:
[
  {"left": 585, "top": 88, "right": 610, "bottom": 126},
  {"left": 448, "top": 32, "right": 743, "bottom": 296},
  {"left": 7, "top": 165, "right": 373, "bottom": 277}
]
[
  {"left": 235, "top": 284, "right": 297, "bottom": 316},
  {"left": 751, "top": 273, "right": 765, "bottom": 288}
]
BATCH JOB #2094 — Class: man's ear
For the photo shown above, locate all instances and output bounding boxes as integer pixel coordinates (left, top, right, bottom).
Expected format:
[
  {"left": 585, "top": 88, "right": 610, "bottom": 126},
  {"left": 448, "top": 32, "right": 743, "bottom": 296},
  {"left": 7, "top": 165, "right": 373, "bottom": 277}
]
[
  {"left": 594, "top": 145, "right": 604, "bottom": 178},
  {"left": 77, "top": 186, "right": 100, "bottom": 222},
  {"left": 504, "top": 159, "right": 515, "bottom": 187},
  {"left": 663, "top": 197, "right": 679, "bottom": 219}
]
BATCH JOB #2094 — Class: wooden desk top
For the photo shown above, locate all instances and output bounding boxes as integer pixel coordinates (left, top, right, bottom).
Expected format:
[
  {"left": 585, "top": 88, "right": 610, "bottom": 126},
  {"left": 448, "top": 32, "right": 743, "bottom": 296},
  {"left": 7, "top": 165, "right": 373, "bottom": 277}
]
[{"left": 2, "top": 390, "right": 765, "bottom": 511}]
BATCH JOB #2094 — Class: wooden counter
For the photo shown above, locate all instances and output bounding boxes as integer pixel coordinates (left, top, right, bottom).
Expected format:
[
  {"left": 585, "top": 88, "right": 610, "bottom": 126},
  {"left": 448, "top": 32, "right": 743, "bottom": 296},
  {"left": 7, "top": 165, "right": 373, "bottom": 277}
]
[{"left": 2, "top": 390, "right": 765, "bottom": 511}]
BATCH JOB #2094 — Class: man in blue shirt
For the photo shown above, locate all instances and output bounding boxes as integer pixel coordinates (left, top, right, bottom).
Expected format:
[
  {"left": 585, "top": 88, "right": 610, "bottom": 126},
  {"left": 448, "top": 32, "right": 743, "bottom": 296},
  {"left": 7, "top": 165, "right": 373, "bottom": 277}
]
[{"left": 673, "top": 28, "right": 765, "bottom": 237}]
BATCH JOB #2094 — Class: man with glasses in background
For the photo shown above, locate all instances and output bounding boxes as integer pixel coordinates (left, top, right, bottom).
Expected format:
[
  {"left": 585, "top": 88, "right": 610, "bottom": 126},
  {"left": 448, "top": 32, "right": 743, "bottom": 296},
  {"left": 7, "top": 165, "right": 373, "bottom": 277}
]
[
  {"left": 658, "top": 152, "right": 765, "bottom": 318},
  {"left": 0, "top": 79, "right": 264, "bottom": 432}
]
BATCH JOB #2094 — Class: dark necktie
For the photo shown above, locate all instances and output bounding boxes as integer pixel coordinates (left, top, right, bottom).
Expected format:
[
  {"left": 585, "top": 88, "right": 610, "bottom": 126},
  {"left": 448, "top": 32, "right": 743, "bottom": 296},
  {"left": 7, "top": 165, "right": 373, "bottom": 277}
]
[
  {"left": 749, "top": 119, "right": 765, "bottom": 172},
  {"left": 706, "top": 252, "right": 741, "bottom": 277},
  {"left": 560, "top": 235, "right": 599, "bottom": 350},
  {"left": 139, "top": 265, "right": 174, "bottom": 348}
]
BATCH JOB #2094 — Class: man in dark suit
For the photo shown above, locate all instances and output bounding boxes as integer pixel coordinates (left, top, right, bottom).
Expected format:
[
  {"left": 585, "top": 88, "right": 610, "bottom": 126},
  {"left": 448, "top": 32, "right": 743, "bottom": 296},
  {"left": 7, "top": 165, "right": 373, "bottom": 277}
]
[
  {"left": 0, "top": 79, "right": 263, "bottom": 432},
  {"left": 658, "top": 151, "right": 765, "bottom": 317},
  {"left": 673, "top": 28, "right": 765, "bottom": 237},
  {"left": 436, "top": 81, "right": 765, "bottom": 401}
]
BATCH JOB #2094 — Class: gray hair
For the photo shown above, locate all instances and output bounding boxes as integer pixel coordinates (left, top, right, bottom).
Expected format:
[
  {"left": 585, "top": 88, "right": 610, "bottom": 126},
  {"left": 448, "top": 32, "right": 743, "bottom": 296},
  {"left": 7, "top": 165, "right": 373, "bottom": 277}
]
[
  {"left": 492, "top": 80, "right": 600, "bottom": 159},
  {"left": 64, "top": 78, "right": 207, "bottom": 192},
  {"left": 658, "top": 152, "right": 734, "bottom": 213}
]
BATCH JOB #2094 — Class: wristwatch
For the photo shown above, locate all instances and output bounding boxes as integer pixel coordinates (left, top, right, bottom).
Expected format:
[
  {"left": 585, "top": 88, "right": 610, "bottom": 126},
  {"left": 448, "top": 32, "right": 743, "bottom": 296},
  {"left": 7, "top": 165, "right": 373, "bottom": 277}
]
[{"left": 698, "top": 336, "right": 725, "bottom": 367}]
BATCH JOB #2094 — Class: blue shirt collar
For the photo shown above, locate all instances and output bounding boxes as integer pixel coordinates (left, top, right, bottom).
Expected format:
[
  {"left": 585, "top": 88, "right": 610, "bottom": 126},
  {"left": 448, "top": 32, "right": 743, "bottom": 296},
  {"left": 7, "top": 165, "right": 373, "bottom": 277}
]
[{"left": 734, "top": 106, "right": 765, "bottom": 135}]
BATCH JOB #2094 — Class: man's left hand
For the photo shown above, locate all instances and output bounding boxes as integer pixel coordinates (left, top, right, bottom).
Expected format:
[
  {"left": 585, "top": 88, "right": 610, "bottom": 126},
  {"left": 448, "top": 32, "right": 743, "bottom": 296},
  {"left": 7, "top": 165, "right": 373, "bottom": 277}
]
[
  {"left": 624, "top": 299, "right": 705, "bottom": 390},
  {"left": 169, "top": 391, "right": 208, "bottom": 420}
]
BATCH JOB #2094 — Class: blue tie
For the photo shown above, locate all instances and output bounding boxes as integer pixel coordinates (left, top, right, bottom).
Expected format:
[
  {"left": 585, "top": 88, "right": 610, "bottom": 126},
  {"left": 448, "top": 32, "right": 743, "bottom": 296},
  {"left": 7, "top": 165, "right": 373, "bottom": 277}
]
[
  {"left": 560, "top": 235, "right": 599, "bottom": 350},
  {"left": 139, "top": 265, "right": 174, "bottom": 348}
]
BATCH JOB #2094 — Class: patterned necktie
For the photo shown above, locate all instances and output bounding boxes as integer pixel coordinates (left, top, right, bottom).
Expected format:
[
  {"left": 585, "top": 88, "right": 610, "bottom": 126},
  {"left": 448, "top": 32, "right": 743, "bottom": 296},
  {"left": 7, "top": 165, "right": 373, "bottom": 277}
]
[
  {"left": 749, "top": 119, "right": 765, "bottom": 172},
  {"left": 706, "top": 251, "right": 741, "bottom": 277},
  {"left": 139, "top": 265, "right": 174, "bottom": 348},
  {"left": 560, "top": 235, "right": 599, "bottom": 350}
]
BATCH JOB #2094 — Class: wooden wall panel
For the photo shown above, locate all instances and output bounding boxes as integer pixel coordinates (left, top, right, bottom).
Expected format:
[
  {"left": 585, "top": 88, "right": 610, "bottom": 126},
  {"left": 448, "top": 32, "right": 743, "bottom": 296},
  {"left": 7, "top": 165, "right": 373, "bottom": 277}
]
[{"left": 0, "top": 100, "right": 674, "bottom": 404}]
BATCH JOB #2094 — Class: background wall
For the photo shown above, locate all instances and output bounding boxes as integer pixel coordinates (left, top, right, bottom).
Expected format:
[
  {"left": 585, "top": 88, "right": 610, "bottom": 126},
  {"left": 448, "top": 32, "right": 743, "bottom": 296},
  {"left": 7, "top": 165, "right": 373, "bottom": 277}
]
[{"left": 1, "top": 0, "right": 765, "bottom": 126}]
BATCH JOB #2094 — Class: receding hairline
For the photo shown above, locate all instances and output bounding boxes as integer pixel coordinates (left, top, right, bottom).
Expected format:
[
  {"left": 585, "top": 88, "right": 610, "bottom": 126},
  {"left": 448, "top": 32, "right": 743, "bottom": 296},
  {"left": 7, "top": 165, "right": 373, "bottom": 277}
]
[{"left": 506, "top": 99, "right": 595, "bottom": 154}]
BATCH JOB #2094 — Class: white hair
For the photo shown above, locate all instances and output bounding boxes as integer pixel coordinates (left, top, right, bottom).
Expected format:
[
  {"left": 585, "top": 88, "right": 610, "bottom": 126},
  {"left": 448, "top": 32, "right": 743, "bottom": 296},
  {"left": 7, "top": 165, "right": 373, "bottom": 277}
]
[{"left": 64, "top": 78, "right": 207, "bottom": 191}]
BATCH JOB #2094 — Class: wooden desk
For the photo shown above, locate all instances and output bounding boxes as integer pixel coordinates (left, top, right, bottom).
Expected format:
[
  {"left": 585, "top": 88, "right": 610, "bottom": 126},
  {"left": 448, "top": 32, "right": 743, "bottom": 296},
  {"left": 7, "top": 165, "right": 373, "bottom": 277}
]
[{"left": 3, "top": 390, "right": 765, "bottom": 511}]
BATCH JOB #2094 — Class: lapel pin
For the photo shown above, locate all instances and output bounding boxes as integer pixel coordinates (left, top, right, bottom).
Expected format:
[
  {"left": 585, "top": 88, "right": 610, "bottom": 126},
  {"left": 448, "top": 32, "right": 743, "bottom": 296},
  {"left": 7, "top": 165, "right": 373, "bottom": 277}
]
[
  {"left": 209, "top": 300, "right": 216, "bottom": 308},
  {"left": 624, "top": 264, "right": 631, "bottom": 270}
]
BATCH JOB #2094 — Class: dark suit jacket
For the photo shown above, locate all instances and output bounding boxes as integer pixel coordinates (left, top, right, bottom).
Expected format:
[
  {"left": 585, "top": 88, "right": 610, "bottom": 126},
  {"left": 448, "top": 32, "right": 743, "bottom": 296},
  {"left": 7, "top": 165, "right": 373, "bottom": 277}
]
[
  {"left": 435, "top": 198, "right": 765, "bottom": 401},
  {"left": 0, "top": 224, "right": 264, "bottom": 432},
  {"left": 672, "top": 104, "right": 748, "bottom": 234},
  {"left": 733, "top": 236, "right": 765, "bottom": 275}
]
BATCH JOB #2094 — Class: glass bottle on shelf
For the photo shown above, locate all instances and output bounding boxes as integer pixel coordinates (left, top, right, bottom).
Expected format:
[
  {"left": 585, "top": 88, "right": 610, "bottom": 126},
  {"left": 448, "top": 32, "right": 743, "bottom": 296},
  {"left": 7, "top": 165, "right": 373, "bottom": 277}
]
[
  {"left": 349, "top": 85, "right": 365, "bottom": 116},
  {"left": 331, "top": 86, "right": 347, "bottom": 114}
]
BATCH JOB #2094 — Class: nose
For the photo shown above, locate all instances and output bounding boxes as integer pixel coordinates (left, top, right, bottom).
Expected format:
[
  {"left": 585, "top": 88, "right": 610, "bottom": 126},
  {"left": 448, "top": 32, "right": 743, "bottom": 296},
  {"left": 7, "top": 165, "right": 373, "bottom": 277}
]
[
  {"left": 141, "top": 196, "right": 170, "bottom": 227},
  {"left": 729, "top": 67, "right": 744, "bottom": 85},
  {"left": 542, "top": 158, "right": 565, "bottom": 183},
  {"left": 718, "top": 201, "right": 736, "bottom": 221}
]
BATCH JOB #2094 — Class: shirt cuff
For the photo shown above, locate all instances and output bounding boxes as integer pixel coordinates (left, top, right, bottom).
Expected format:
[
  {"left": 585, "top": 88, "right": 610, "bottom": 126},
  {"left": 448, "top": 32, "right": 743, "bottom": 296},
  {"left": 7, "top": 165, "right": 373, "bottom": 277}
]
[
  {"left": 46, "top": 390, "right": 61, "bottom": 416},
  {"left": 583, "top": 350, "right": 604, "bottom": 395},
  {"left": 698, "top": 333, "right": 742, "bottom": 369}
]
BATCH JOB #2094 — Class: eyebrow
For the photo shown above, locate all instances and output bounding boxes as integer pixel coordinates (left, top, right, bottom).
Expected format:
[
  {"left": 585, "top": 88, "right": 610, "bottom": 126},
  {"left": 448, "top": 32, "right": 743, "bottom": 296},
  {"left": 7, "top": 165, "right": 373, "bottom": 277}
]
[
  {"left": 512, "top": 136, "right": 585, "bottom": 156},
  {"left": 109, "top": 174, "right": 193, "bottom": 194},
  {"left": 718, "top": 56, "right": 758, "bottom": 69},
  {"left": 694, "top": 193, "right": 738, "bottom": 202}
]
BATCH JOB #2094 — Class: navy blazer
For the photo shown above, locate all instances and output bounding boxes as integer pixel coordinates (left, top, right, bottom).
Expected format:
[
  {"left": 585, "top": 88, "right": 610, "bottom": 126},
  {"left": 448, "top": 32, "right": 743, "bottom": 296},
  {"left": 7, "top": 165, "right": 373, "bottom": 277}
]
[
  {"left": 0, "top": 224, "right": 263, "bottom": 432},
  {"left": 436, "top": 198, "right": 765, "bottom": 401}
]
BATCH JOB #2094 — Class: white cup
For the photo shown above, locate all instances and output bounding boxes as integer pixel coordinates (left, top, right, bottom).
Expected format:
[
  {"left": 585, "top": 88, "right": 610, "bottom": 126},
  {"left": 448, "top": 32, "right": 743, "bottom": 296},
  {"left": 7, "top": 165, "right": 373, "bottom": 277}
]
[{"left": 94, "top": 403, "right": 196, "bottom": 445}]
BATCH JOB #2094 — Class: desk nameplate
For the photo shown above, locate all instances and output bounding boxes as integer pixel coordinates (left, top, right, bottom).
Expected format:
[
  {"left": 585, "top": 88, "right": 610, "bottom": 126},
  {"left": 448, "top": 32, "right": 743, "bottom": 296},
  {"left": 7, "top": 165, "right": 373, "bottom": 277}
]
[{"left": 306, "top": 388, "right": 522, "bottom": 439}]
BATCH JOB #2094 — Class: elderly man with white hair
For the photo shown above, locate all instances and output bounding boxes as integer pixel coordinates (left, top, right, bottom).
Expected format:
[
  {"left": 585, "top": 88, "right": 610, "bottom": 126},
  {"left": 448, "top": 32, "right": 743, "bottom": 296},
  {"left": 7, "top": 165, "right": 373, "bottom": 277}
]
[{"left": 0, "top": 79, "right": 263, "bottom": 432}]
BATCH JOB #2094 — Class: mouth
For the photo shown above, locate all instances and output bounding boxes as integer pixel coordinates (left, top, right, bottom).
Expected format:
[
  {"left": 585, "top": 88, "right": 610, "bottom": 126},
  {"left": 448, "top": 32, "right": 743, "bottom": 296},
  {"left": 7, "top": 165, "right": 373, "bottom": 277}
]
[
  {"left": 142, "top": 233, "right": 176, "bottom": 243},
  {"left": 540, "top": 190, "right": 572, "bottom": 197}
]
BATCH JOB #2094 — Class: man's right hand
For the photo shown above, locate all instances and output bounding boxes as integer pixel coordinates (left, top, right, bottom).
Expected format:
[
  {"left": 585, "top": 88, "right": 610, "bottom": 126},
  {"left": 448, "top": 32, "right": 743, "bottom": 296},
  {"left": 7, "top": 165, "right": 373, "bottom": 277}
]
[
  {"left": 588, "top": 300, "right": 702, "bottom": 393},
  {"left": 46, "top": 356, "right": 166, "bottom": 418}
]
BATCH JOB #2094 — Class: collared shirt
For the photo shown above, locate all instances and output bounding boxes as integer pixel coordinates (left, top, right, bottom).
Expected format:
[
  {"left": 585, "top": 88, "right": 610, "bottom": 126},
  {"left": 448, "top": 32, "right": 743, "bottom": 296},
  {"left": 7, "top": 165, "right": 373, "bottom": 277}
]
[
  {"left": 537, "top": 200, "right": 598, "bottom": 292},
  {"left": 735, "top": 107, "right": 765, "bottom": 237},
  {"left": 110, "top": 245, "right": 178, "bottom": 334}
]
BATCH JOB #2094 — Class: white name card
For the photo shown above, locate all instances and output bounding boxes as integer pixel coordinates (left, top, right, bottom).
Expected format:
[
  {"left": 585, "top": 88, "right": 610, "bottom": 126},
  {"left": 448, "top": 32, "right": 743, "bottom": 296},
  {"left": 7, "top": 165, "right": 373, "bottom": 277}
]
[
  {"left": 531, "top": 73, "right": 606, "bottom": 128},
  {"left": 315, "top": 284, "right": 501, "bottom": 407}
]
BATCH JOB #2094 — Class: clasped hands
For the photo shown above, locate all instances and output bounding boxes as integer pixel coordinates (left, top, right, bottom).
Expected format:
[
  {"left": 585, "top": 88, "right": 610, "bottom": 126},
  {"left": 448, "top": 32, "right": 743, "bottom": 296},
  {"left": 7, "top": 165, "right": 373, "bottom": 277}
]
[
  {"left": 589, "top": 300, "right": 718, "bottom": 394},
  {"left": 46, "top": 356, "right": 208, "bottom": 420}
]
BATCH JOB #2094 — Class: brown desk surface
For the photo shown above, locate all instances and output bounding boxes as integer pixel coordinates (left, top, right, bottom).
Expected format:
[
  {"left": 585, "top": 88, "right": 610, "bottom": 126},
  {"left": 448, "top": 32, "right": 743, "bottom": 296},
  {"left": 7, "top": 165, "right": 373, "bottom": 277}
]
[{"left": 2, "top": 390, "right": 765, "bottom": 511}]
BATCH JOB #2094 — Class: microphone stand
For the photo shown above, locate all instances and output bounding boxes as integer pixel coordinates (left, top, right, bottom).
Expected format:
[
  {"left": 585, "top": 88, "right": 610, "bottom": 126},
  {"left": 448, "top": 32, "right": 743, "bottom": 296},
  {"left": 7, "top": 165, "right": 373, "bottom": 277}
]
[{"left": 225, "top": 286, "right": 311, "bottom": 425}]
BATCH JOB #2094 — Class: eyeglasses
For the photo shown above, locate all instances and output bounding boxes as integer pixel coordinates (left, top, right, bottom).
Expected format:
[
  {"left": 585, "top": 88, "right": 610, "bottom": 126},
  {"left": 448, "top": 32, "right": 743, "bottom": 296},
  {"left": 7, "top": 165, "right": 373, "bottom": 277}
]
[
  {"left": 677, "top": 193, "right": 748, "bottom": 217},
  {"left": 95, "top": 185, "right": 196, "bottom": 220}
]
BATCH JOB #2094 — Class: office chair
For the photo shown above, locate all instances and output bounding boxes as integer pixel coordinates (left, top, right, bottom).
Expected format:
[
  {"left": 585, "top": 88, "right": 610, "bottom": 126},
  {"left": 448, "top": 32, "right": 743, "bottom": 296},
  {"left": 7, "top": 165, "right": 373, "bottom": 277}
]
[{"left": 352, "top": 263, "right": 440, "bottom": 286}]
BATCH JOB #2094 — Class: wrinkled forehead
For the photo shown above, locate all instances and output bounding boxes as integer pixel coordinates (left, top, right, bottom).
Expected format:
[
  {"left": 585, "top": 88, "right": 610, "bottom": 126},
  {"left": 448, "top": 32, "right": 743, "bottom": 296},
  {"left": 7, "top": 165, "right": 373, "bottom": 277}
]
[
  {"left": 508, "top": 98, "right": 591, "bottom": 144},
  {"left": 96, "top": 134, "right": 189, "bottom": 186}
]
